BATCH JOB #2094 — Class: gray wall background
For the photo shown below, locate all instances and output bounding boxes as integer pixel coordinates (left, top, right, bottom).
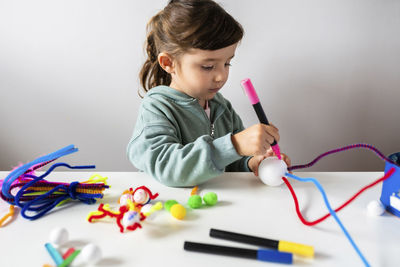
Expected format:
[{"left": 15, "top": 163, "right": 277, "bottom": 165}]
[{"left": 1, "top": 0, "right": 399, "bottom": 172}]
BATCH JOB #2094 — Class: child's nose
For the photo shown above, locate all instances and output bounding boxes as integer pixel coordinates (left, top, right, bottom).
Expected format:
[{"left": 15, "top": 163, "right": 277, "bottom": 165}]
[{"left": 214, "top": 69, "right": 227, "bottom": 83}]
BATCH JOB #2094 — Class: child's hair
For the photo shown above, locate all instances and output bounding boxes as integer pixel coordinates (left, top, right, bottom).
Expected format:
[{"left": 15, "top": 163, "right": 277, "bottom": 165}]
[{"left": 139, "top": 0, "right": 244, "bottom": 95}]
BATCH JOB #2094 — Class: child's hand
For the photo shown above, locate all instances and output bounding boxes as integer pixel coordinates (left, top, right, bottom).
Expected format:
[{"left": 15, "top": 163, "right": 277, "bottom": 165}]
[
  {"left": 280, "top": 152, "right": 291, "bottom": 170},
  {"left": 248, "top": 155, "right": 266, "bottom": 176},
  {"left": 231, "top": 123, "right": 279, "bottom": 156}
]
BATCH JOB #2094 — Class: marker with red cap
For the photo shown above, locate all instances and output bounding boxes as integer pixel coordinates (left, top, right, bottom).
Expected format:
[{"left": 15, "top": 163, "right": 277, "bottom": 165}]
[{"left": 240, "top": 78, "right": 282, "bottom": 159}]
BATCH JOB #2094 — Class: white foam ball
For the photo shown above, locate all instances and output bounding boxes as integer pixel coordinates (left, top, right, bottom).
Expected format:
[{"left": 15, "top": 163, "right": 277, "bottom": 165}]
[
  {"left": 119, "top": 193, "right": 134, "bottom": 206},
  {"left": 80, "top": 243, "right": 102, "bottom": 264},
  {"left": 367, "top": 200, "right": 385, "bottom": 216},
  {"left": 122, "top": 211, "right": 140, "bottom": 228},
  {"left": 140, "top": 203, "right": 153, "bottom": 214},
  {"left": 258, "top": 156, "right": 288, "bottom": 186},
  {"left": 133, "top": 189, "right": 150, "bottom": 204},
  {"left": 49, "top": 227, "right": 69, "bottom": 247}
]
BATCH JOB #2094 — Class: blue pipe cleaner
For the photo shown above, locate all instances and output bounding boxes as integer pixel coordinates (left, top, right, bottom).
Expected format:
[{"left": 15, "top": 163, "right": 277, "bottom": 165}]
[
  {"left": 14, "top": 162, "right": 96, "bottom": 220},
  {"left": 285, "top": 172, "right": 370, "bottom": 267}
]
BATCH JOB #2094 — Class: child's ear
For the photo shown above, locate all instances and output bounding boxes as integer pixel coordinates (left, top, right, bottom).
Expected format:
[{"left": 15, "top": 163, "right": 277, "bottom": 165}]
[{"left": 158, "top": 52, "right": 175, "bottom": 74}]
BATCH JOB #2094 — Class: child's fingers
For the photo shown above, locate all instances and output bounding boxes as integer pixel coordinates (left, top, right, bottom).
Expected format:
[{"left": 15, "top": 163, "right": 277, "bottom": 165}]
[
  {"left": 270, "top": 123, "right": 278, "bottom": 130},
  {"left": 253, "top": 168, "right": 259, "bottom": 177},
  {"left": 265, "top": 135, "right": 275, "bottom": 145},
  {"left": 249, "top": 155, "right": 265, "bottom": 176},
  {"left": 263, "top": 125, "right": 280, "bottom": 143},
  {"left": 265, "top": 148, "right": 274, "bottom": 157},
  {"left": 281, "top": 153, "right": 291, "bottom": 167}
]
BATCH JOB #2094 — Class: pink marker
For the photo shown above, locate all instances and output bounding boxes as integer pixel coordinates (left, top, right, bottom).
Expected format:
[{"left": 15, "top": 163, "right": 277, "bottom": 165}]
[{"left": 240, "top": 78, "right": 282, "bottom": 159}]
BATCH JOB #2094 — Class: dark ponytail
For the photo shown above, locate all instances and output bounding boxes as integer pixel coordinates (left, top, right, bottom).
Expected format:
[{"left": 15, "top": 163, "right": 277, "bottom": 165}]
[{"left": 139, "top": 28, "right": 171, "bottom": 95}]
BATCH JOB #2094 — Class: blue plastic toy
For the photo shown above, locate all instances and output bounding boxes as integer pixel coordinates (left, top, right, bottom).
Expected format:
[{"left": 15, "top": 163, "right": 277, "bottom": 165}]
[{"left": 380, "top": 152, "right": 400, "bottom": 217}]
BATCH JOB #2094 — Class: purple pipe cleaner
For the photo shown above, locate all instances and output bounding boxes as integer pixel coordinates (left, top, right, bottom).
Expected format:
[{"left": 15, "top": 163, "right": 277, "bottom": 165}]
[{"left": 288, "top": 143, "right": 395, "bottom": 171}]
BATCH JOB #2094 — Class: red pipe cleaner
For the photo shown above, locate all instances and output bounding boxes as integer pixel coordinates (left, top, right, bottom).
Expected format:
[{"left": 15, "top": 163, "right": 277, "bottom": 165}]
[
  {"left": 132, "top": 186, "right": 159, "bottom": 200},
  {"left": 126, "top": 223, "right": 142, "bottom": 231},
  {"left": 116, "top": 205, "right": 129, "bottom": 233},
  {"left": 87, "top": 203, "right": 119, "bottom": 222},
  {"left": 283, "top": 167, "right": 395, "bottom": 226}
]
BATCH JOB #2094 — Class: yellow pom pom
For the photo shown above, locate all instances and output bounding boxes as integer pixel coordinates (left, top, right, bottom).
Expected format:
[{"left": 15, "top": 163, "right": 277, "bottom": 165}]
[{"left": 170, "top": 204, "right": 186, "bottom": 220}]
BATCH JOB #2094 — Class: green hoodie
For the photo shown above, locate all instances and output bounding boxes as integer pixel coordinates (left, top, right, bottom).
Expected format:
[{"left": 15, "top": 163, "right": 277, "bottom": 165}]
[{"left": 127, "top": 85, "right": 250, "bottom": 187}]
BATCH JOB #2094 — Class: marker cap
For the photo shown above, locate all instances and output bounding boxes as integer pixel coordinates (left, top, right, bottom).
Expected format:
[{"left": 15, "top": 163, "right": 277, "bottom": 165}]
[{"left": 241, "top": 78, "right": 259, "bottom": 105}]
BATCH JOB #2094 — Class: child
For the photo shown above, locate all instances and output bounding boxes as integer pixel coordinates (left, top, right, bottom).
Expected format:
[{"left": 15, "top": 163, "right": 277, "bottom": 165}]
[{"left": 127, "top": 0, "right": 290, "bottom": 187}]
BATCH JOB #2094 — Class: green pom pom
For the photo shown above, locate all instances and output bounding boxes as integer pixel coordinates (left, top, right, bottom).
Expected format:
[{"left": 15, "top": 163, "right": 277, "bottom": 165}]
[
  {"left": 165, "top": 200, "right": 178, "bottom": 211},
  {"left": 187, "top": 195, "right": 202, "bottom": 209},
  {"left": 203, "top": 192, "right": 218, "bottom": 206}
]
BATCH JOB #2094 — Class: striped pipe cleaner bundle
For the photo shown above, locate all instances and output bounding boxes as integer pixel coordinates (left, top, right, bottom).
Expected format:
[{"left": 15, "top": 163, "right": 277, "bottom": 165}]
[{"left": 0, "top": 145, "right": 109, "bottom": 220}]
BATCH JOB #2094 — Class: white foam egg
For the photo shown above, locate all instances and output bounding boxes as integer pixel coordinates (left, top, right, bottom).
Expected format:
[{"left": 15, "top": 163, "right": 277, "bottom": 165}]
[
  {"left": 258, "top": 156, "right": 288, "bottom": 186},
  {"left": 49, "top": 227, "right": 69, "bottom": 247},
  {"left": 122, "top": 211, "right": 140, "bottom": 227},
  {"left": 133, "top": 189, "right": 150, "bottom": 204},
  {"left": 367, "top": 200, "right": 385, "bottom": 216},
  {"left": 140, "top": 203, "right": 153, "bottom": 214},
  {"left": 119, "top": 193, "right": 134, "bottom": 206},
  {"left": 79, "top": 243, "right": 102, "bottom": 264}
]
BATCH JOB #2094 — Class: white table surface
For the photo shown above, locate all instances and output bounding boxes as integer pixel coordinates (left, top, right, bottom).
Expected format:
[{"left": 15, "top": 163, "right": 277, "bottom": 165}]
[{"left": 1, "top": 171, "right": 399, "bottom": 267}]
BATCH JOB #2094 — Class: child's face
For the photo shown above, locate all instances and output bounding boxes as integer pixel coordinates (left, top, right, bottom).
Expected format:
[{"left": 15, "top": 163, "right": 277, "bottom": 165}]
[{"left": 169, "top": 43, "right": 238, "bottom": 107}]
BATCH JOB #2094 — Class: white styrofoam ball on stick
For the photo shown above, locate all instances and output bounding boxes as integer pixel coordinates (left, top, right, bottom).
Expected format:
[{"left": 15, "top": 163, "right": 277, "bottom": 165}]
[
  {"left": 258, "top": 156, "right": 288, "bottom": 186},
  {"left": 367, "top": 200, "right": 385, "bottom": 216},
  {"left": 49, "top": 227, "right": 69, "bottom": 247}
]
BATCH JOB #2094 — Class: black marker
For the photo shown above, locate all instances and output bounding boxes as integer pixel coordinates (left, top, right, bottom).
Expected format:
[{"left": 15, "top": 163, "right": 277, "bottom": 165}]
[
  {"left": 241, "top": 78, "right": 282, "bottom": 159},
  {"left": 184, "top": 241, "right": 293, "bottom": 264}
]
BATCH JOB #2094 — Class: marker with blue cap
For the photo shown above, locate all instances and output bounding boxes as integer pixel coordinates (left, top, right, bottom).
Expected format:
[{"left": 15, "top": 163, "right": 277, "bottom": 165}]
[
  {"left": 210, "top": 228, "right": 314, "bottom": 258},
  {"left": 184, "top": 241, "right": 293, "bottom": 264}
]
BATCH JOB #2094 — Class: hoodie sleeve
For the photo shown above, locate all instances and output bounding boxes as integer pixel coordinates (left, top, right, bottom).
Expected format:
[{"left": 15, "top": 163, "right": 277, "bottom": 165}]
[
  {"left": 223, "top": 99, "right": 252, "bottom": 172},
  {"left": 127, "top": 109, "right": 242, "bottom": 187}
]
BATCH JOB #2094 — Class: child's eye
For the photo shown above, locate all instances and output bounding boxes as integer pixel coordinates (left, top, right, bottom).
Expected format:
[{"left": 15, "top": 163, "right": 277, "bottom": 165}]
[
  {"left": 225, "top": 63, "right": 232, "bottom": 67},
  {"left": 201, "top": 65, "right": 214, "bottom": 71}
]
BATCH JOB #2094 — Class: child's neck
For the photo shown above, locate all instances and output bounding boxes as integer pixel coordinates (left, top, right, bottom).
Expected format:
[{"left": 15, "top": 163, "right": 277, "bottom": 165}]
[{"left": 198, "top": 99, "right": 207, "bottom": 109}]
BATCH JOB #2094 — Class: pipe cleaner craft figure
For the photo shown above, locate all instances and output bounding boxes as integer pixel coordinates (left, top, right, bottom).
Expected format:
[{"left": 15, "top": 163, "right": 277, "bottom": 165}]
[
  {"left": 240, "top": 79, "right": 398, "bottom": 266},
  {"left": 87, "top": 185, "right": 162, "bottom": 233},
  {"left": 87, "top": 200, "right": 145, "bottom": 232},
  {"left": 258, "top": 143, "right": 397, "bottom": 267},
  {"left": 0, "top": 145, "right": 109, "bottom": 220},
  {"left": 119, "top": 185, "right": 159, "bottom": 207}
]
